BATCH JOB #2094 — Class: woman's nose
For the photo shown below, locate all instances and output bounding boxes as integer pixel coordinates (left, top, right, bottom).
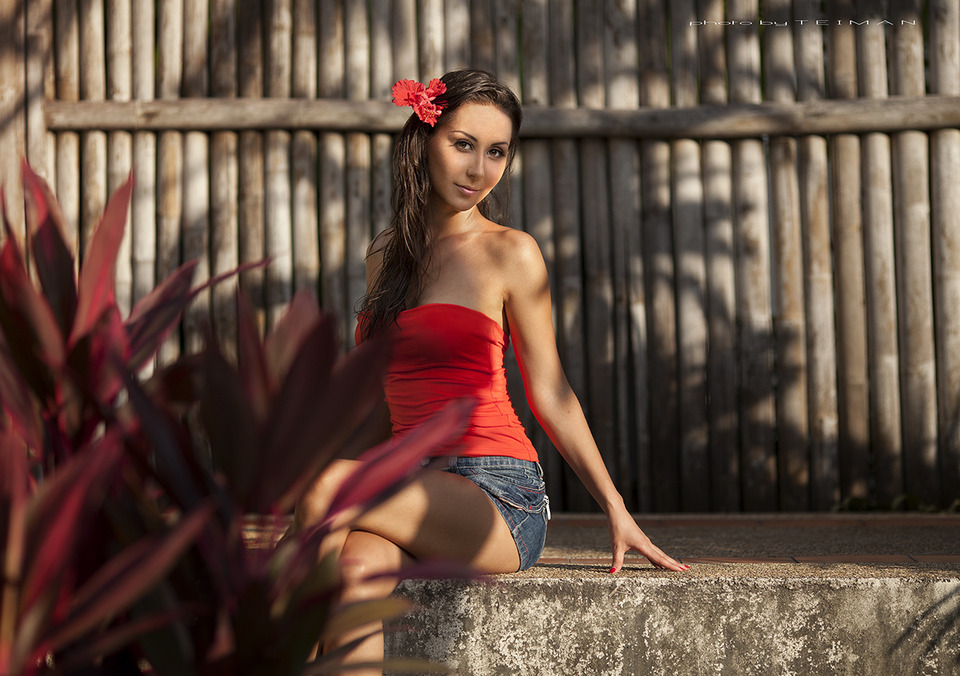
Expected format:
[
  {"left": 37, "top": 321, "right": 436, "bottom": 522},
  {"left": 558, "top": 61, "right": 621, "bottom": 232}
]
[{"left": 466, "top": 156, "right": 483, "bottom": 179}]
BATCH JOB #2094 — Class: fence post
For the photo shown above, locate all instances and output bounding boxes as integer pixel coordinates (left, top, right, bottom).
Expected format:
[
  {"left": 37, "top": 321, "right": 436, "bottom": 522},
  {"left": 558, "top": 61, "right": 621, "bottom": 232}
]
[
  {"left": 930, "top": 0, "right": 960, "bottom": 506},
  {"left": 857, "top": 0, "right": 903, "bottom": 504},
  {"left": 890, "top": 0, "right": 939, "bottom": 505}
]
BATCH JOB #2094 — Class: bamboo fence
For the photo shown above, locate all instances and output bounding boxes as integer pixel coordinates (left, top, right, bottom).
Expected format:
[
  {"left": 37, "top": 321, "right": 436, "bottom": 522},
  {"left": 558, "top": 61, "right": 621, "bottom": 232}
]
[{"left": 2, "top": 0, "right": 959, "bottom": 512}]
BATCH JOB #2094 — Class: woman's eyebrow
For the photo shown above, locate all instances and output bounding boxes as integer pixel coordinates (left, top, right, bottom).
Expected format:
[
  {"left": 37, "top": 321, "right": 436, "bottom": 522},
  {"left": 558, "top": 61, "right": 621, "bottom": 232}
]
[{"left": 452, "top": 130, "right": 509, "bottom": 148}]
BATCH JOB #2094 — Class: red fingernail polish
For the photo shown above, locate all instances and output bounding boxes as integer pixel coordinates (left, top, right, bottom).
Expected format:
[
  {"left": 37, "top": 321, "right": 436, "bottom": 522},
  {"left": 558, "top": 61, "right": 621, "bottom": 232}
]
[{"left": 609, "top": 566, "right": 617, "bottom": 574}]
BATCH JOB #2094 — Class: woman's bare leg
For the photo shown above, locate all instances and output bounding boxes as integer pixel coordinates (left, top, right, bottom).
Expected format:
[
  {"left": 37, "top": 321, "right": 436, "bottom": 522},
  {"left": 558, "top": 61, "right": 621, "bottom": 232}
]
[
  {"left": 295, "top": 459, "right": 521, "bottom": 572},
  {"left": 326, "top": 530, "right": 410, "bottom": 675}
]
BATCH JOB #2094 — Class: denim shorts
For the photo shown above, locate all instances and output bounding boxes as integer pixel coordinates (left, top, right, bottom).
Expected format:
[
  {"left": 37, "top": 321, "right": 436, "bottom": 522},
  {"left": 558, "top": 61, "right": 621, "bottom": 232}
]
[{"left": 443, "top": 456, "right": 550, "bottom": 571}]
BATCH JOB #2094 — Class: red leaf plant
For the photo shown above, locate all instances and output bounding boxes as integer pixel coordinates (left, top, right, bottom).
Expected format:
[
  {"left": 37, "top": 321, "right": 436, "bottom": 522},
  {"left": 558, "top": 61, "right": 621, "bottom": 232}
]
[{"left": 0, "top": 162, "right": 472, "bottom": 675}]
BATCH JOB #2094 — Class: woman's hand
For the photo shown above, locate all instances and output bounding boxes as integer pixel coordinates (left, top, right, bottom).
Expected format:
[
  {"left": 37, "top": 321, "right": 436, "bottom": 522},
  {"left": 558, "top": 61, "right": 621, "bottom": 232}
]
[{"left": 607, "top": 509, "right": 690, "bottom": 573}]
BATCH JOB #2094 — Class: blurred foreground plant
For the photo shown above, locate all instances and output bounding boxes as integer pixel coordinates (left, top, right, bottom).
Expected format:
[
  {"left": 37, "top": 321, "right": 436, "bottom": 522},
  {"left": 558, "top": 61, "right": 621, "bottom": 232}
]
[{"left": 0, "top": 161, "right": 468, "bottom": 675}]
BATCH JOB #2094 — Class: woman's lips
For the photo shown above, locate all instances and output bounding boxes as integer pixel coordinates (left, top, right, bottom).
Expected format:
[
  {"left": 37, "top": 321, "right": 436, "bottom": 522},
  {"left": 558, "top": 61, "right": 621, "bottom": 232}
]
[{"left": 457, "top": 184, "right": 478, "bottom": 196}]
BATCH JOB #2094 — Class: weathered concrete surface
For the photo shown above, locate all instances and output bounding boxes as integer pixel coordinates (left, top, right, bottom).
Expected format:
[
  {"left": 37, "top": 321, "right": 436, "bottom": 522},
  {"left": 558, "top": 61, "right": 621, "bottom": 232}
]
[
  {"left": 383, "top": 514, "right": 960, "bottom": 675},
  {"left": 388, "top": 572, "right": 960, "bottom": 675}
]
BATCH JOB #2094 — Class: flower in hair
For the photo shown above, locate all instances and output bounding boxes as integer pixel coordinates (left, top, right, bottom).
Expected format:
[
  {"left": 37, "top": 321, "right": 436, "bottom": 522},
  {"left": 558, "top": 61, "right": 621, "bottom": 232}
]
[{"left": 392, "top": 78, "right": 447, "bottom": 126}]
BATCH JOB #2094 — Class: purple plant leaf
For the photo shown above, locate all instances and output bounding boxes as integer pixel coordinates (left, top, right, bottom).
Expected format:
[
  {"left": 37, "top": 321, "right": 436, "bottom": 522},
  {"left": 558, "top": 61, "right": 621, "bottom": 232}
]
[
  {"left": 40, "top": 502, "right": 215, "bottom": 654},
  {"left": 199, "top": 341, "right": 260, "bottom": 502},
  {"left": 50, "top": 605, "right": 202, "bottom": 675},
  {"left": 1, "top": 424, "right": 30, "bottom": 624},
  {"left": 121, "top": 369, "right": 205, "bottom": 512},
  {"left": 323, "top": 399, "right": 474, "bottom": 521},
  {"left": 19, "top": 431, "right": 125, "bottom": 617},
  {"left": 0, "top": 335, "right": 43, "bottom": 450},
  {"left": 124, "top": 260, "right": 198, "bottom": 372},
  {"left": 124, "top": 258, "right": 267, "bottom": 373},
  {"left": 21, "top": 160, "right": 78, "bottom": 337},
  {"left": 263, "top": 288, "right": 324, "bottom": 385},
  {"left": 86, "top": 305, "right": 131, "bottom": 405},
  {"left": 253, "top": 332, "right": 391, "bottom": 514},
  {"left": 0, "top": 238, "right": 67, "bottom": 398},
  {"left": 69, "top": 173, "right": 133, "bottom": 347},
  {"left": 235, "top": 289, "right": 272, "bottom": 421}
]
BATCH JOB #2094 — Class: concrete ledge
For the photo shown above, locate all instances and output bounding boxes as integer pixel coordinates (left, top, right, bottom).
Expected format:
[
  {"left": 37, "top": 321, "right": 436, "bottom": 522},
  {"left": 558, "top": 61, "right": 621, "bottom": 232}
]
[
  {"left": 389, "top": 571, "right": 960, "bottom": 675},
  {"left": 385, "top": 514, "right": 960, "bottom": 675}
]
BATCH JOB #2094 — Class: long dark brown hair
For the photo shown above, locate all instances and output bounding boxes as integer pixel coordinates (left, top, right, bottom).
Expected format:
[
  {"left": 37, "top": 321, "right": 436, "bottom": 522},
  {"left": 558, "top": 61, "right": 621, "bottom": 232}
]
[{"left": 357, "top": 68, "right": 523, "bottom": 340}]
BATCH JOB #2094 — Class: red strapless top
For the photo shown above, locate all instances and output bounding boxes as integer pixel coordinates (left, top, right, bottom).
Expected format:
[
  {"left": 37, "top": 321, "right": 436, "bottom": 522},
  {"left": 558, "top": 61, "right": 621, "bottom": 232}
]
[{"left": 356, "top": 303, "right": 538, "bottom": 462}]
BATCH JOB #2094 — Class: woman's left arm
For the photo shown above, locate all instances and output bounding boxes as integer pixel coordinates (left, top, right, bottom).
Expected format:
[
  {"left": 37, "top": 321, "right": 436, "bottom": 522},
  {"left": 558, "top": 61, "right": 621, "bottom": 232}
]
[{"left": 502, "top": 231, "right": 688, "bottom": 574}]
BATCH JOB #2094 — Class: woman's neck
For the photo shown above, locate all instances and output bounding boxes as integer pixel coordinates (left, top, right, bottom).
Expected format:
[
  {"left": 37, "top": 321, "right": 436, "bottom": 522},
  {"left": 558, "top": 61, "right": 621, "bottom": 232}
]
[{"left": 426, "top": 203, "right": 483, "bottom": 241}]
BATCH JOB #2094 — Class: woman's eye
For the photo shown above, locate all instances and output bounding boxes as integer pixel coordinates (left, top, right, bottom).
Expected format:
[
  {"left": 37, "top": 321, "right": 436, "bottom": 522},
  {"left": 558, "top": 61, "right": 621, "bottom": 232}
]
[
  {"left": 489, "top": 148, "right": 505, "bottom": 158},
  {"left": 455, "top": 140, "right": 472, "bottom": 150}
]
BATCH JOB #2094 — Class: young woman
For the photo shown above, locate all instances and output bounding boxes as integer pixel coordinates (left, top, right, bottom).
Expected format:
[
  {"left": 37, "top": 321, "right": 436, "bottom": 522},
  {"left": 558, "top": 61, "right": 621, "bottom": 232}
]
[{"left": 293, "top": 68, "right": 688, "bottom": 674}]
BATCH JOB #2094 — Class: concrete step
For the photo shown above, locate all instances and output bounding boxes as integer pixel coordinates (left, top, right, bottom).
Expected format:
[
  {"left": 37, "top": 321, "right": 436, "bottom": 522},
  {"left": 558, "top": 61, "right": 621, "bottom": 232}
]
[{"left": 386, "top": 513, "right": 960, "bottom": 675}]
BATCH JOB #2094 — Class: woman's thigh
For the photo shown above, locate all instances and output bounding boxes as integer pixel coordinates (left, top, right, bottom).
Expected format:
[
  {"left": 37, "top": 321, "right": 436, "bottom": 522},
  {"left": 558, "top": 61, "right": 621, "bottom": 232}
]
[{"left": 304, "top": 459, "right": 521, "bottom": 574}]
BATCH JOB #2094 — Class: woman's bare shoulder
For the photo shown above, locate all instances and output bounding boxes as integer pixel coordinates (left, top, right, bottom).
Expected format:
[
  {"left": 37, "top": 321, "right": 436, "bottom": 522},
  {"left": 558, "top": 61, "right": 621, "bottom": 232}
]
[
  {"left": 487, "top": 226, "right": 544, "bottom": 270},
  {"left": 368, "top": 228, "right": 394, "bottom": 257},
  {"left": 484, "top": 226, "right": 548, "bottom": 298}
]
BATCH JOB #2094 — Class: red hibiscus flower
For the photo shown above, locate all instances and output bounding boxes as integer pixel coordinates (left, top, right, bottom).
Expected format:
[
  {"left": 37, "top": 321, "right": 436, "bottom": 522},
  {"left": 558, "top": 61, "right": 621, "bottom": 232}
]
[{"left": 392, "top": 78, "right": 447, "bottom": 126}]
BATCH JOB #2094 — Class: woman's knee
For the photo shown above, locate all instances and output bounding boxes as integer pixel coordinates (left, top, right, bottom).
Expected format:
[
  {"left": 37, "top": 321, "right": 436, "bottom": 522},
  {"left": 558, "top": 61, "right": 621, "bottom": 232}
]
[
  {"left": 338, "top": 531, "right": 404, "bottom": 601},
  {"left": 294, "top": 460, "right": 358, "bottom": 529}
]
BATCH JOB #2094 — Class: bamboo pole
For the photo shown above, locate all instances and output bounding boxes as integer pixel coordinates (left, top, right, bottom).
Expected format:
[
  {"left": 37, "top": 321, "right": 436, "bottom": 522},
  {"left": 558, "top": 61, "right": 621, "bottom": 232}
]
[
  {"left": 444, "top": 0, "right": 469, "bottom": 69},
  {"left": 547, "top": 0, "right": 587, "bottom": 511},
  {"left": 182, "top": 0, "right": 209, "bottom": 354},
  {"left": 794, "top": 0, "right": 838, "bottom": 510},
  {"left": 238, "top": 0, "right": 265, "bottom": 336},
  {"left": 518, "top": 0, "right": 559, "bottom": 500},
  {"left": 890, "top": 0, "right": 939, "bottom": 505},
  {"left": 292, "top": 0, "right": 319, "bottom": 308},
  {"left": 576, "top": 0, "right": 617, "bottom": 511},
  {"left": 265, "top": 0, "right": 292, "bottom": 330},
  {"left": 638, "top": 0, "right": 678, "bottom": 512},
  {"left": 345, "top": 0, "right": 371, "bottom": 347},
  {"left": 856, "top": 0, "right": 903, "bottom": 504},
  {"left": 319, "top": 0, "right": 346, "bottom": 334},
  {"left": 469, "top": 0, "right": 494, "bottom": 73},
  {"left": 106, "top": 0, "right": 132, "bottom": 315},
  {"left": 728, "top": 0, "right": 775, "bottom": 511},
  {"left": 26, "top": 0, "right": 52, "bottom": 179},
  {"left": 605, "top": 0, "right": 646, "bottom": 511},
  {"left": 827, "top": 2, "right": 870, "bottom": 502},
  {"left": 210, "top": 0, "right": 238, "bottom": 358},
  {"left": 157, "top": 0, "right": 183, "bottom": 364},
  {"left": 0, "top": 0, "right": 25, "bottom": 248},
  {"left": 762, "top": 0, "right": 809, "bottom": 510},
  {"left": 392, "top": 0, "right": 418, "bottom": 81},
  {"left": 418, "top": 0, "right": 443, "bottom": 78},
  {"left": 697, "top": 0, "right": 739, "bottom": 511},
  {"left": 368, "top": 0, "right": 393, "bottom": 349},
  {"left": 79, "top": 0, "right": 107, "bottom": 258},
  {"left": 930, "top": 0, "right": 960, "bottom": 505},
  {"left": 130, "top": 0, "right": 155, "bottom": 318},
  {"left": 670, "top": 0, "right": 709, "bottom": 511},
  {"left": 495, "top": 0, "right": 522, "bottom": 231},
  {"left": 54, "top": 0, "right": 79, "bottom": 253}
]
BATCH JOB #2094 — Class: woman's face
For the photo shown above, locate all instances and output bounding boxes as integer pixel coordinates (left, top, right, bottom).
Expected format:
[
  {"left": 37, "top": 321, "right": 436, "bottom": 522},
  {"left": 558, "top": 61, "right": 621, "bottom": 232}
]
[{"left": 425, "top": 102, "right": 513, "bottom": 215}]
